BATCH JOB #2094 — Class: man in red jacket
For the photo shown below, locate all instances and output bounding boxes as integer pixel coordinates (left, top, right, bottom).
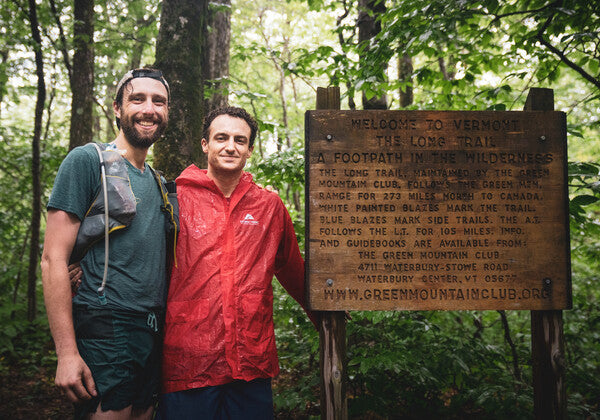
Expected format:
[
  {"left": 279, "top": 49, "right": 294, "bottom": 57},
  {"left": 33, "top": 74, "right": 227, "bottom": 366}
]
[{"left": 157, "top": 107, "right": 317, "bottom": 419}]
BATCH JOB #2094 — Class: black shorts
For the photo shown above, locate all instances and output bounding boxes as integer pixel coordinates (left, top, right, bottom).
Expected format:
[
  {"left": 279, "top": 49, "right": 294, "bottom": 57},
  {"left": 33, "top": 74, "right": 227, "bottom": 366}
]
[{"left": 72, "top": 306, "right": 163, "bottom": 419}]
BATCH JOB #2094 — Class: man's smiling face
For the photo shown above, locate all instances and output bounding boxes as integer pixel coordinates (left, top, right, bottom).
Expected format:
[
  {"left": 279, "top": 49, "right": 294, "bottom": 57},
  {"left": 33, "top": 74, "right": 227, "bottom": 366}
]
[{"left": 115, "top": 77, "right": 169, "bottom": 149}]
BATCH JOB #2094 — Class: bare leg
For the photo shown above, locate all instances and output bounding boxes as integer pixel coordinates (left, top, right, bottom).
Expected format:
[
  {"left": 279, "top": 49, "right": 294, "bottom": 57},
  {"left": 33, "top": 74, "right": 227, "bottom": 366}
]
[
  {"left": 131, "top": 405, "right": 154, "bottom": 420},
  {"left": 86, "top": 404, "right": 153, "bottom": 419}
]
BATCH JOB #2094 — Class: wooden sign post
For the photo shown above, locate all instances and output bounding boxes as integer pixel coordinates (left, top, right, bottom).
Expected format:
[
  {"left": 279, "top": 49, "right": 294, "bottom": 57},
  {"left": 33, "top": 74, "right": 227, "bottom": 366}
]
[
  {"left": 306, "top": 87, "right": 570, "bottom": 419},
  {"left": 526, "top": 88, "right": 567, "bottom": 420},
  {"left": 314, "top": 87, "right": 347, "bottom": 420}
]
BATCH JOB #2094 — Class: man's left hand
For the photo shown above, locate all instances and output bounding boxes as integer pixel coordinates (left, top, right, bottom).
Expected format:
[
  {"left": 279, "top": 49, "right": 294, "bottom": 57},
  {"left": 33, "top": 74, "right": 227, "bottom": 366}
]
[{"left": 68, "top": 263, "right": 83, "bottom": 294}]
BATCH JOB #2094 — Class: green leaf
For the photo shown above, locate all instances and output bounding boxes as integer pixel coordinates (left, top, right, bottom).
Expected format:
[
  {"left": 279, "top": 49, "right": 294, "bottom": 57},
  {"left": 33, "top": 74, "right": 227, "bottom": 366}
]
[{"left": 571, "top": 195, "right": 599, "bottom": 206}]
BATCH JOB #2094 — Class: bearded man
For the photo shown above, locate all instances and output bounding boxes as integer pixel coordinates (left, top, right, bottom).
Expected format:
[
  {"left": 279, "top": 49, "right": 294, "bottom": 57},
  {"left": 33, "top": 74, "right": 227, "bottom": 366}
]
[{"left": 41, "top": 68, "right": 174, "bottom": 420}]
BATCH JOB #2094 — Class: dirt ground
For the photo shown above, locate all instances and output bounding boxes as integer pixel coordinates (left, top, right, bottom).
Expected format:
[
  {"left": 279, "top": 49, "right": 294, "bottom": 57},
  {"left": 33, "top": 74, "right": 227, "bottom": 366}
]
[
  {"left": 0, "top": 335, "right": 314, "bottom": 420},
  {"left": 0, "top": 364, "right": 311, "bottom": 419},
  {"left": 0, "top": 365, "right": 73, "bottom": 419}
]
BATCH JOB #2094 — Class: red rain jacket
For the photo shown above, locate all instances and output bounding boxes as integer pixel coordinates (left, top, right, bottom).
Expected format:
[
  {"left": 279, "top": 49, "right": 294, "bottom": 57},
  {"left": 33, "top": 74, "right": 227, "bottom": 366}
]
[{"left": 161, "top": 166, "right": 316, "bottom": 393}]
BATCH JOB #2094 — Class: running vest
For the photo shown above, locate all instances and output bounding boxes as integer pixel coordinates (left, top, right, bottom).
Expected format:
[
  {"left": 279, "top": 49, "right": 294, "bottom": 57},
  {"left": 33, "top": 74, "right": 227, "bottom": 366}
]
[{"left": 69, "top": 143, "right": 179, "bottom": 265}]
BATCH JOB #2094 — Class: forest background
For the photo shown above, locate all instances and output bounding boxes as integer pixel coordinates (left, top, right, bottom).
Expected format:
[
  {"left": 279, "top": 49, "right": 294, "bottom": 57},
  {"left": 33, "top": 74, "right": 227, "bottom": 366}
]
[{"left": 0, "top": 0, "right": 599, "bottom": 418}]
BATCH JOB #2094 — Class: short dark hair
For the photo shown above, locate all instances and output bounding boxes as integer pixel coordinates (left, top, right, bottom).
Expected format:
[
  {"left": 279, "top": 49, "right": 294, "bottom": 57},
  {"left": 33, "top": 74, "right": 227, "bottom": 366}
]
[
  {"left": 114, "top": 67, "right": 169, "bottom": 129},
  {"left": 202, "top": 107, "right": 258, "bottom": 147}
]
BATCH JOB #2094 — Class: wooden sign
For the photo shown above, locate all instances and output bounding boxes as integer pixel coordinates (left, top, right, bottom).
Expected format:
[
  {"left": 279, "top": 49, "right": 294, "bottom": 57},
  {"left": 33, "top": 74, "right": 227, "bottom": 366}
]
[{"left": 305, "top": 110, "right": 571, "bottom": 311}]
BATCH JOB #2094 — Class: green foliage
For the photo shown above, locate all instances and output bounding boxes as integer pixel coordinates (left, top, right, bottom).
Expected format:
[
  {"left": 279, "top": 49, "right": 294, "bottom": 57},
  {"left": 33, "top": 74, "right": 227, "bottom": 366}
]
[
  {"left": 272, "top": 281, "right": 320, "bottom": 416},
  {"left": 344, "top": 310, "right": 533, "bottom": 418},
  {"left": 249, "top": 145, "right": 306, "bottom": 249},
  {"left": 293, "top": 0, "right": 600, "bottom": 113},
  {"left": 229, "top": 0, "right": 333, "bottom": 151},
  {"left": 0, "top": 300, "right": 55, "bottom": 375},
  {"left": 568, "top": 161, "right": 600, "bottom": 222},
  {"left": 0, "top": 124, "right": 67, "bottom": 307},
  {"left": 253, "top": 148, "right": 304, "bottom": 188}
]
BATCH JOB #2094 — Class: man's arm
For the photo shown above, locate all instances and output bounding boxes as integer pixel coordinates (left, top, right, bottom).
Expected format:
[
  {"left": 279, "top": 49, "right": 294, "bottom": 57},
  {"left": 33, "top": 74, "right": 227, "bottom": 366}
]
[
  {"left": 274, "top": 204, "right": 319, "bottom": 329},
  {"left": 40, "top": 209, "right": 97, "bottom": 403}
]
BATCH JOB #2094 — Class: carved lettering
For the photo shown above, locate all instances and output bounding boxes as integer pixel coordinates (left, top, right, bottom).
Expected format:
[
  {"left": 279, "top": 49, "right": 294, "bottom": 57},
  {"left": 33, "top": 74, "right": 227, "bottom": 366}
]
[{"left": 309, "top": 110, "right": 568, "bottom": 311}]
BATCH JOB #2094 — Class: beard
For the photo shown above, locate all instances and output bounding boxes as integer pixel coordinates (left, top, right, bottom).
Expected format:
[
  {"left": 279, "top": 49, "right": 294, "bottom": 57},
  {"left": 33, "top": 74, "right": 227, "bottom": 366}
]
[{"left": 120, "top": 113, "right": 167, "bottom": 149}]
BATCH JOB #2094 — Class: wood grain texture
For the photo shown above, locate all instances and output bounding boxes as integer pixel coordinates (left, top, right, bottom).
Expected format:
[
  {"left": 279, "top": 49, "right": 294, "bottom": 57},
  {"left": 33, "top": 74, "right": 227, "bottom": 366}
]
[
  {"left": 306, "top": 109, "right": 570, "bottom": 311},
  {"left": 526, "top": 87, "right": 567, "bottom": 420},
  {"left": 315, "top": 87, "right": 348, "bottom": 420}
]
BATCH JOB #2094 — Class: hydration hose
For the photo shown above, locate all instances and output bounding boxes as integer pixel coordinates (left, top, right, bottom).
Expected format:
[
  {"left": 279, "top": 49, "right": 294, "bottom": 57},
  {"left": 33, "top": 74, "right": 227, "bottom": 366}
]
[{"left": 92, "top": 143, "right": 109, "bottom": 305}]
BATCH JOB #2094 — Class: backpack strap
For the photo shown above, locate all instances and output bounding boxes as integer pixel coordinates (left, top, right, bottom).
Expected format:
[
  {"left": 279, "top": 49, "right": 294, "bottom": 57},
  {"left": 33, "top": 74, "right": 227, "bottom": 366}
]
[
  {"left": 148, "top": 166, "right": 179, "bottom": 268},
  {"left": 91, "top": 143, "right": 109, "bottom": 305}
]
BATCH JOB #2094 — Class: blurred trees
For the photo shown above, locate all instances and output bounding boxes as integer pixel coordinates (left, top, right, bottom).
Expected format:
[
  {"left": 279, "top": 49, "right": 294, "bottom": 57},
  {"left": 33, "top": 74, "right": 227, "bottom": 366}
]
[
  {"left": 203, "top": 0, "right": 232, "bottom": 112},
  {"left": 25, "top": 0, "right": 45, "bottom": 322}
]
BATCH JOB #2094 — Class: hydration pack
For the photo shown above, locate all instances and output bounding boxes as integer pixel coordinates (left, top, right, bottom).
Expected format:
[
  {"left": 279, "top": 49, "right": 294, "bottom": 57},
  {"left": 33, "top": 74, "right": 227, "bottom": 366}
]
[{"left": 69, "top": 143, "right": 179, "bottom": 267}]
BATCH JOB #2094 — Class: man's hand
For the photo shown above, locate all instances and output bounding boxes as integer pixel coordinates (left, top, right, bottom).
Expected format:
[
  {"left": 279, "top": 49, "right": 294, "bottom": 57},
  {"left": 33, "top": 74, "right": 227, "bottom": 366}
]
[
  {"left": 55, "top": 354, "right": 97, "bottom": 403},
  {"left": 68, "top": 263, "right": 83, "bottom": 294},
  {"left": 256, "top": 183, "right": 277, "bottom": 193}
]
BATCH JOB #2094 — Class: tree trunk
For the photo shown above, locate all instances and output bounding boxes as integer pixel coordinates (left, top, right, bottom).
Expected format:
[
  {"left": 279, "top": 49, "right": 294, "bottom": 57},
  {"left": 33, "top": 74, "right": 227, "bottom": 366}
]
[
  {"left": 69, "top": 0, "right": 95, "bottom": 150},
  {"left": 27, "top": 0, "right": 46, "bottom": 322},
  {"left": 398, "top": 53, "right": 413, "bottom": 108},
  {"left": 336, "top": 2, "right": 356, "bottom": 110},
  {"left": 203, "top": 0, "right": 231, "bottom": 112},
  {"left": 154, "top": 0, "right": 209, "bottom": 179},
  {"left": 357, "top": 0, "right": 387, "bottom": 110},
  {"left": 0, "top": 50, "right": 8, "bottom": 119},
  {"left": 100, "top": 61, "right": 116, "bottom": 141},
  {"left": 128, "top": 10, "right": 157, "bottom": 70},
  {"left": 257, "top": 9, "right": 290, "bottom": 149},
  {"left": 438, "top": 56, "right": 456, "bottom": 81}
]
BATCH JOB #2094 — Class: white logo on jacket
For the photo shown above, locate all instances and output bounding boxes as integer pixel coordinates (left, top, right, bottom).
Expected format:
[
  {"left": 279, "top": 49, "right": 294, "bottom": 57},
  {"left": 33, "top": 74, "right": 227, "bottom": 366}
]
[{"left": 240, "top": 213, "right": 259, "bottom": 225}]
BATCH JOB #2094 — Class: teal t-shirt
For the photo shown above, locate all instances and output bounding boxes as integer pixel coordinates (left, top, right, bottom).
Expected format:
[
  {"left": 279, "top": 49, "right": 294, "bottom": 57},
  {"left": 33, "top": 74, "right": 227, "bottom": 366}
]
[{"left": 47, "top": 143, "right": 167, "bottom": 312}]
